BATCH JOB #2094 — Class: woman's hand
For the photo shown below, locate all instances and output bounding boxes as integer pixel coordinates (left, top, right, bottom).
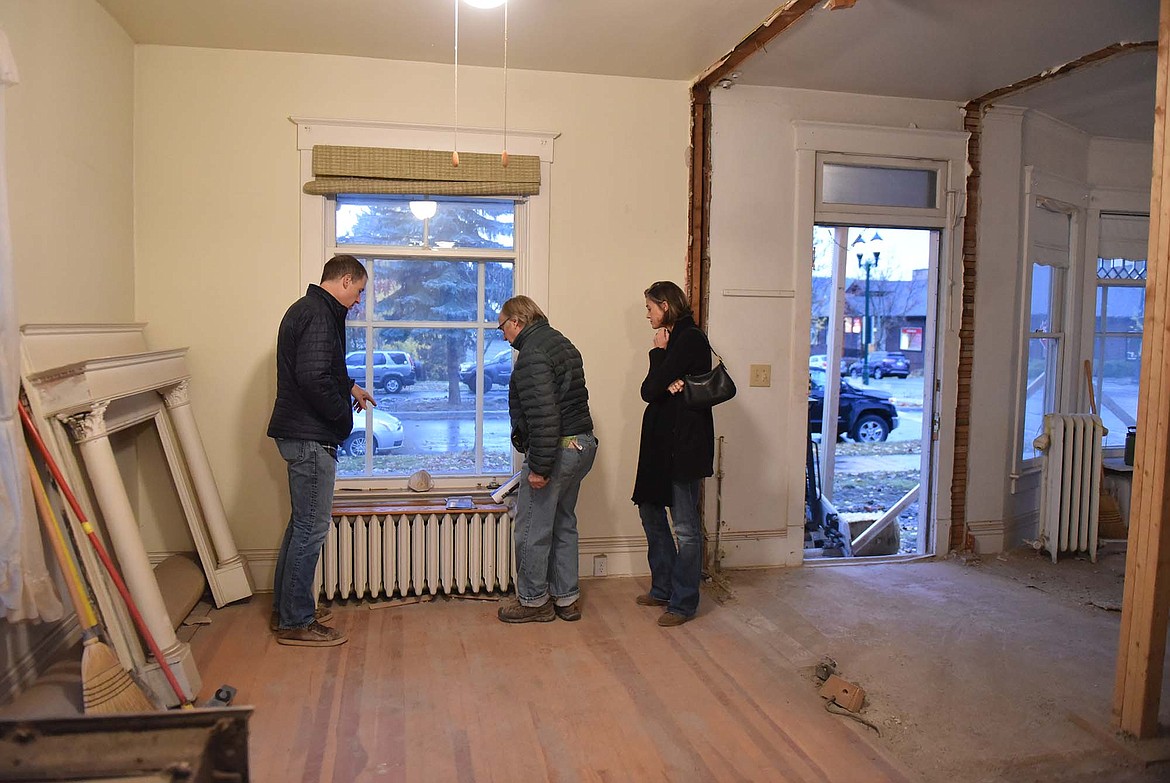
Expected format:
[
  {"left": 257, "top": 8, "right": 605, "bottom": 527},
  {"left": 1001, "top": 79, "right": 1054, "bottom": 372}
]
[
  {"left": 652, "top": 328, "right": 670, "bottom": 350},
  {"left": 668, "top": 379, "right": 685, "bottom": 395}
]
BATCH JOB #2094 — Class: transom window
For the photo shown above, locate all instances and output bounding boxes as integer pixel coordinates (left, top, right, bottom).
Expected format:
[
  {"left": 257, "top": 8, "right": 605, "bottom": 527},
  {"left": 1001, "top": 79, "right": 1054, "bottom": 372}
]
[{"left": 334, "top": 195, "right": 518, "bottom": 481}]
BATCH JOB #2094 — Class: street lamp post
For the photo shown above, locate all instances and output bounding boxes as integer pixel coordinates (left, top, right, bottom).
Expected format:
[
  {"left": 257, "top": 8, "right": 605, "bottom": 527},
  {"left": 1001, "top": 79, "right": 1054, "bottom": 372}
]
[{"left": 852, "top": 232, "right": 883, "bottom": 385}]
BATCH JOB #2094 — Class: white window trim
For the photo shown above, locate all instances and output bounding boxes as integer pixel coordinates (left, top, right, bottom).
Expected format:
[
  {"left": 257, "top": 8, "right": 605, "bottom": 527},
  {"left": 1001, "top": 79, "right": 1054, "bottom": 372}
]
[
  {"left": 1009, "top": 167, "right": 1087, "bottom": 481},
  {"left": 293, "top": 117, "right": 557, "bottom": 493}
]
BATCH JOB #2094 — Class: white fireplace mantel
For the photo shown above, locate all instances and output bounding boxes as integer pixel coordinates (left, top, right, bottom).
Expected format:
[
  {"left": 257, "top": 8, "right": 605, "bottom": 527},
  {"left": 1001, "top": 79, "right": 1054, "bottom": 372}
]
[{"left": 20, "top": 324, "right": 254, "bottom": 706}]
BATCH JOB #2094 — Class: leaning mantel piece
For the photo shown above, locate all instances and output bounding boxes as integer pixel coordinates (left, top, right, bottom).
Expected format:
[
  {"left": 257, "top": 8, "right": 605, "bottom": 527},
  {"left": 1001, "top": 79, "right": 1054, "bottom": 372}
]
[
  {"left": 27, "top": 349, "right": 190, "bottom": 418},
  {"left": 21, "top": 320, "right": 253, "bottom": 632}
]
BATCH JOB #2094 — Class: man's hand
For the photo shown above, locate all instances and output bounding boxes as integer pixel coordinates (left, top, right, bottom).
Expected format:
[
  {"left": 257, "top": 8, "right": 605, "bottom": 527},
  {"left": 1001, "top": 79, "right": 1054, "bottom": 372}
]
[
  {"left": 351, "top": 384, "right": 376, "bottom": 412},
  {"left": 652, "top": 328, "right": 670, "bottom": 350},
  {"left": 528, "top": 472, "right": 549, "bottom": 490}
]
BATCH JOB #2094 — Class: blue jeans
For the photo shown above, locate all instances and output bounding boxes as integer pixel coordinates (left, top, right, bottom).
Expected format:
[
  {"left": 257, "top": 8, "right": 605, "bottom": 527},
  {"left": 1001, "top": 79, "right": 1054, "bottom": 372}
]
[
  {"left": 514, "top": 433, "right": 598, "bottom": 607},
  {"left": 273, "top": 438, "right": 336, "bottom": 629},
  {"left": 639, "top": 479, "right": 702, "bottom": 618}
]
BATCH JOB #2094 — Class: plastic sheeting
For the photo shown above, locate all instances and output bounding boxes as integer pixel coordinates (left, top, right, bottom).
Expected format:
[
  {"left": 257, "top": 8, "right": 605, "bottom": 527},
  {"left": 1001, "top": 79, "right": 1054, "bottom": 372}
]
[{"left": 0, "top": 28, "right": 63, "bottom": 623}]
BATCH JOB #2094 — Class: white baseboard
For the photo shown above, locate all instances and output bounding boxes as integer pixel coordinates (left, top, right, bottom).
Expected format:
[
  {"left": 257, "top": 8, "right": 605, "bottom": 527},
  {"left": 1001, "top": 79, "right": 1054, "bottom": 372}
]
[
  {"left": 0, "top": 614, "right": 81, "bottom": 706},
  {"left": 967, "top": 519, "right": 1007, "bottom": 554},
  {"left": 166, "top": 528, "right": 798, "bottom": 595}
]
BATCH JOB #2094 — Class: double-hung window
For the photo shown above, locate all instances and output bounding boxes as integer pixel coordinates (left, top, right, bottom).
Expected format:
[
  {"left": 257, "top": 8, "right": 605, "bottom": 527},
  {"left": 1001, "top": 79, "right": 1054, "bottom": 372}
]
[
  {"left": 1092, "top": 213, "right": 1148, "bottom": 448},
  {"left": 1020, "top": 199, "right": 1073, "bottom": 462},
  {"left": 333, "top": 195, "right": 519, "bottom": 481},
  {"left": 294, "top": 119, "right": 555, "bottom": 490}
]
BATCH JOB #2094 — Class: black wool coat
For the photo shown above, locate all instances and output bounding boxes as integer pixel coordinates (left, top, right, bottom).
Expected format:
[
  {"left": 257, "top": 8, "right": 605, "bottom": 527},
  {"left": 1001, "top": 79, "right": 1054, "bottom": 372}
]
[
  {"left": 632, "top": 316, "right": 715, "bottom": 507},
  {"left": 267, "top": 284, "right": 355, "bottom": 446}
]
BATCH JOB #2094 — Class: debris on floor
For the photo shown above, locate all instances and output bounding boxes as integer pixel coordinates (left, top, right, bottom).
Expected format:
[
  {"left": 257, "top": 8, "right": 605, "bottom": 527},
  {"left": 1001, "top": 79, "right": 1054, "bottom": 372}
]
[{"left": 811, "top": 656, "right": 881, "bottom": 735}]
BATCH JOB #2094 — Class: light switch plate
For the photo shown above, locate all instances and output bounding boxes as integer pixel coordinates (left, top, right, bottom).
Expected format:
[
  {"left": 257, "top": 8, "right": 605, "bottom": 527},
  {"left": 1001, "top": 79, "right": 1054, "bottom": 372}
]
[{"left": 750, "top": 364, "right": 771, "bottom": 387}]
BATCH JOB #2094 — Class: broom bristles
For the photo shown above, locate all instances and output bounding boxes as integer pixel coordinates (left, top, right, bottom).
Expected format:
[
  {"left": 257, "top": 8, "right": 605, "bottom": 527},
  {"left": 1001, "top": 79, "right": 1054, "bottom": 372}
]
[{"left": 81, "top": 636, "right": 155, "bottom": 714}]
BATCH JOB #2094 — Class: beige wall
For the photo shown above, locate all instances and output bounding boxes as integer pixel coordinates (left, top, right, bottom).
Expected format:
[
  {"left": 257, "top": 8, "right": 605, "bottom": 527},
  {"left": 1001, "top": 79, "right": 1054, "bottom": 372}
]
[
  {"left": 132, "top": 46, "right": 691, "bottom": 568},
  {"left": 1, "top": 0, "right": 134, "bottom": 325},
  {"left": 0, "top": 0, "right": 133, "bottom": 703}
]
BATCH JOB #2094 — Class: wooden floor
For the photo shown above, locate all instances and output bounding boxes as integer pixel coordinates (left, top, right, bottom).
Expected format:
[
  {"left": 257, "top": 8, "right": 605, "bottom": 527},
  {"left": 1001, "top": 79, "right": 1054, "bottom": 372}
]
[{"left": 189, "top": 576, "right": 913, "bottom": 783}]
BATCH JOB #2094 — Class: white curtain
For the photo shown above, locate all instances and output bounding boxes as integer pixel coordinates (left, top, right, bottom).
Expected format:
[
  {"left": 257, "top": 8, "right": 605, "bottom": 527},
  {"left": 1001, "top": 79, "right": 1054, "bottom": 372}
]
[{"left": 0, "top": 28, "right": 63, "bottom": 623}]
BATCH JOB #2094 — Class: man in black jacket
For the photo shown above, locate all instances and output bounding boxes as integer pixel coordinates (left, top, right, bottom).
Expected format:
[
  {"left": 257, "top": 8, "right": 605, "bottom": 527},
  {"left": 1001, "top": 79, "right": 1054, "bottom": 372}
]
[
  {"left": 267, "top": 254, "right": 374, "bottom": 646},
  {"left": 496, "top": 296, "right": 597, "bottom": 624}
]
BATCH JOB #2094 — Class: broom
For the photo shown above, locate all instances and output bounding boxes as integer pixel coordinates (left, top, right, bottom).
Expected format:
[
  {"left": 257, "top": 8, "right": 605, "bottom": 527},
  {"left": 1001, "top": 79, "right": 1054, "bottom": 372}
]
[
  {"left": 19, "top": 401, "right": 192, "bottom": 709},
  {"left": 1083, "top": 360, "right": 1125, "bottom": 537},
  {"left": 25, "top": 447, "right": 155, "bottom": 713}
]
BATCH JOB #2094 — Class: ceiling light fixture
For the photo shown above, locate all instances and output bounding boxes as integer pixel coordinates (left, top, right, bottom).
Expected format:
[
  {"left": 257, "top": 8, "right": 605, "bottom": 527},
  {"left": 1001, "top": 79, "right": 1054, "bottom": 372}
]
[
  {"left": 409, "top": 200, "right": 438, "bottom": 220},
  {"left": 464, "top": 0, "right": 507, "bottom": 8}
]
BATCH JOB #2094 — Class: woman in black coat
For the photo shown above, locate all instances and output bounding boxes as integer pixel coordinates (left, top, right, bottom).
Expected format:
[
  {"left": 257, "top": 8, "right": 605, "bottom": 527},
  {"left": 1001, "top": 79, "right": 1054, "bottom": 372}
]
[{"left": 632, "top": 281, "right": 714, "bottom": 626}]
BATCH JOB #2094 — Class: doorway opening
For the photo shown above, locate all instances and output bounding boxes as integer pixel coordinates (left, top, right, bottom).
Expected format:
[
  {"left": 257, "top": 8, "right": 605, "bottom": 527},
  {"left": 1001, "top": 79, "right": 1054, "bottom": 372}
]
[{"left": 806, "top": 225, "right": 940, "bottom": 559}]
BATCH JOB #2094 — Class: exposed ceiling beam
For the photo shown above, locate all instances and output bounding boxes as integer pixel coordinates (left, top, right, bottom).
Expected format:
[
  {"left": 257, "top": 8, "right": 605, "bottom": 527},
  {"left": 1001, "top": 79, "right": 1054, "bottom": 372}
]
[
  {"left": 687, "top": 0, "right": 823, "bottom": 324},
  {"left": 972, "top": 40, "right": 1156, "bottom": 106}
]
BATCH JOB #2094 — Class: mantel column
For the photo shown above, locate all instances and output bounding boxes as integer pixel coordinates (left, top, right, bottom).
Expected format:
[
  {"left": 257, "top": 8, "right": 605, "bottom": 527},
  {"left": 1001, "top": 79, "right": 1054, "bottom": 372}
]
[
  {"left": 64, "top": 403, "right": 200, "bottom": 706},
  {"left": 161, "top": 381, "right": 253, "bottom": 604}
]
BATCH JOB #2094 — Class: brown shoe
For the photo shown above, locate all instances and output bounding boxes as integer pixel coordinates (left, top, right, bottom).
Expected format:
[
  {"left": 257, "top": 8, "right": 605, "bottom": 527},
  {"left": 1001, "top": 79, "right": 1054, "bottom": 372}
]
[
  {"left": 636, "top": 593, "right": 668, "bottom": 607},
  {"left": 275, "top": 620, "right": 348, "bottom": 647},
  {"left": 554, "top": 600, "right": 582, "bottom": 621},
  {"left": 657, "top": 611, "right": 691, "bottom": 627},
  {"left": 270, "top": 605, "right": 333, "bottom": 632},
  {"left": 497, "top": 599, "right": 555, "bottom": 624}
]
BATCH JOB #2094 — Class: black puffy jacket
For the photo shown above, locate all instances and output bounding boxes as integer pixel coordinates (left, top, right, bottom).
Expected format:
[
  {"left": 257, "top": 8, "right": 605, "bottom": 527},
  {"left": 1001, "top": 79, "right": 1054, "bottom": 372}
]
[
  {"left": 267, "top": 285, "right": 354, "bottom": 446},
  {"left": 508, "top": 320, "right": 593, "bottom": 477},
  {"left": 632, "top": 316, "right": 715, "bottom": 506}
]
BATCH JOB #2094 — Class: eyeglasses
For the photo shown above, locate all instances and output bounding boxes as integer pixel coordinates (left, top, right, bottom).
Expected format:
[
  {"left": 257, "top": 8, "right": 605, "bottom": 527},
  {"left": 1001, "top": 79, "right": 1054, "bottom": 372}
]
[{"left": 497, "top": 317, "right": 513, "bottom": 332}]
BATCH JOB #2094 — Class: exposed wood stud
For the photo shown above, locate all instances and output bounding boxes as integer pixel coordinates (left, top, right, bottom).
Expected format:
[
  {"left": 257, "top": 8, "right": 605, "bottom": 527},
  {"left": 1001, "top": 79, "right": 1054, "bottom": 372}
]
[{"left": 1113, "top": 0, "right": 1170, "bottom": 740}]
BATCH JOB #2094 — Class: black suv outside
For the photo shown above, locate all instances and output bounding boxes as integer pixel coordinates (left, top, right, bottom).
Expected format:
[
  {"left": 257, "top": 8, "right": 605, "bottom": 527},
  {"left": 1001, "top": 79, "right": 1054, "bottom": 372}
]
[
  {"left": 847, "top": 351, "right": 910, "bottom": 379},
  {"left": 459, "top": 349, "right": 513, "bottom": 392},
  {"left": 808, "top": 367, "right": 899, "bottom": 442},
  {"left": 345, "top": 350, "right": 417, "bottom": 393}
]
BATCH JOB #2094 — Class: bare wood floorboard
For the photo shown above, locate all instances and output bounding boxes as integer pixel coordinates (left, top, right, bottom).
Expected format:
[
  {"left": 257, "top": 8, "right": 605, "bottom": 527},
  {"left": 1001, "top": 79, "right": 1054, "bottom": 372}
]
[{"left": 189, "top": 576, "right": 912, "bottom": 783}]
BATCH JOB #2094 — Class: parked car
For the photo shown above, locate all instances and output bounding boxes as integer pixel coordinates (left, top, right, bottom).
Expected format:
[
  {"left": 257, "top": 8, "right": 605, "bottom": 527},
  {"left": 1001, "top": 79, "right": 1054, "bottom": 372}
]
[
  {"left": 459, "top": 349, "right": 513, "bottom": 392},
  {"left": 346, "top": 350, "right": 417, "bottom": 393},
  {"left": 847, "top": 351, "right": 910, "bottom": 379},
  {"left": 808, "top": 367, "right": 899, "bottom": 442},
  {"left": 340, "top": 407, "right": 405, "bottom": 457},
  {"left": 809, "top": 354, "right": 849, "bottom": 375}
]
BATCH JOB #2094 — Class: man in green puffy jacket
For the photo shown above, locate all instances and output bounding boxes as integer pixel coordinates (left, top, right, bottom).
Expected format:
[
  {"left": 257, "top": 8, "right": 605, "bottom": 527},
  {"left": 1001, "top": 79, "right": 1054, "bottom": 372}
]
[{"left": 496, "top": 296, "right": 597, "bottom": 623}]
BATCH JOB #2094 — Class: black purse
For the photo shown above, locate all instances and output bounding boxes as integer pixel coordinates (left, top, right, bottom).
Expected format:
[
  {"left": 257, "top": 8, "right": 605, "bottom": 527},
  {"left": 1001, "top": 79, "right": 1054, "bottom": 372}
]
[{"left": 683, "top": 348, "right": 737, "bottom": 409}]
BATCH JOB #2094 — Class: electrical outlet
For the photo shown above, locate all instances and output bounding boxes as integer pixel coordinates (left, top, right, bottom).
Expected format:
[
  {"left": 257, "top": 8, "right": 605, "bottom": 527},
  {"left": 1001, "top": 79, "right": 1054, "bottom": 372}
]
[
  {"left": 749, "top": 363, "right": 771, "bottom": 387},
  {"left": 592, "top": 554, "right": 608, "bottom": 577}
]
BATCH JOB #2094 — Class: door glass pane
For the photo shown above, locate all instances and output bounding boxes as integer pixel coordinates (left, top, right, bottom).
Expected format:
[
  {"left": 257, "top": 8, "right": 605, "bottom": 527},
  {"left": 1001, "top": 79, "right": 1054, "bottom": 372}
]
[{"left": 822, "top": 164, "right": 937, "bottom": 208}]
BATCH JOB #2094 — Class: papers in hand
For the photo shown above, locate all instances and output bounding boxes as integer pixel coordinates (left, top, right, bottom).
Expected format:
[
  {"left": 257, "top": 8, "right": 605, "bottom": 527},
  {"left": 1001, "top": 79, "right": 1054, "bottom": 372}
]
[{"left": 490, "top": 471, "right": 523, "bottom": 504}]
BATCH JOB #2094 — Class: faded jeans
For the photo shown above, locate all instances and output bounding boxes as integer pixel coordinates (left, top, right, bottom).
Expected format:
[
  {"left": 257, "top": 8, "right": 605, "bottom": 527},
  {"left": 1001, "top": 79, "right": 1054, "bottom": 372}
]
[
  {"left": 638, "top": 479, "right": 702, "bottom": 618},
  {"left": 514, "top": 433, "right": 598, "bottom": 607},
  {"left": 273, "top": 438, "right": 336, "bottom": 629}
]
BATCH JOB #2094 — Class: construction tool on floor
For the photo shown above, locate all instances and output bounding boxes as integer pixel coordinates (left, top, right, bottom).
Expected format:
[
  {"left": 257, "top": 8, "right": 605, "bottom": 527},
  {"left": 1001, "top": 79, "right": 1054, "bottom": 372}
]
[
  {"left": 1083, "top": 360, "right": 1125, "bottom": 536},
  {"left": 25, "top": 446, "right": 156, "bottom": 714},
  {"left": 19, "top": 401, "right": 193, "bottom": 709},
  {"left": 201, "top": 684, "right": 237, "bottom": 708}
]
